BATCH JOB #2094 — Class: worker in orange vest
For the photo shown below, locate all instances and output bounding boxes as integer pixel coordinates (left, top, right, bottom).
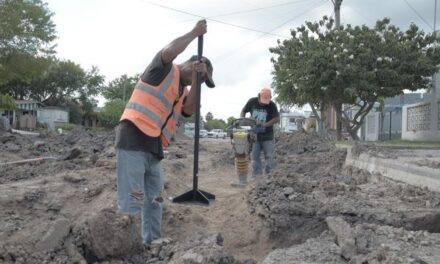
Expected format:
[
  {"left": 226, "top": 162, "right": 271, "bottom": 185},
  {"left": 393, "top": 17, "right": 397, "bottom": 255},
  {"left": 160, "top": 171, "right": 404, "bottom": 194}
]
[{"left": 115, "top": 19, "right": 215, "bottom": 245}]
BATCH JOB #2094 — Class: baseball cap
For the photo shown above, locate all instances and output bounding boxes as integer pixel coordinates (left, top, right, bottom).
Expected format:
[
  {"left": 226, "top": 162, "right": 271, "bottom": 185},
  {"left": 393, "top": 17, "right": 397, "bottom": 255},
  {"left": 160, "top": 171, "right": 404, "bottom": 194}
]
[
  {"left": 259, "top": 87, "right": 272, "bottom": 104},
  {"left": 190, "top": 55, "right": 215, "bottom": 88}
]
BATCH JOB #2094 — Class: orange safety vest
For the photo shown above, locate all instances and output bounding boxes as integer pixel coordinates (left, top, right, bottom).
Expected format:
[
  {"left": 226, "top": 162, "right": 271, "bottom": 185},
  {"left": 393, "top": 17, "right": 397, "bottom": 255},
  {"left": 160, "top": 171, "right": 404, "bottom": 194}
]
[{"left": 120, "top": 64, "right": 188, "bottom": 147}]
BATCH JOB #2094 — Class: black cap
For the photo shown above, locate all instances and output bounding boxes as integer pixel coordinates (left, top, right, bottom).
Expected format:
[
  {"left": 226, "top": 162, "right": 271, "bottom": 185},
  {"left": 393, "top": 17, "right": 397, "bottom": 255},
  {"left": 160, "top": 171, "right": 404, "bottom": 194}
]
[{"left": 190, "top": 55, "right": 215, "bottom": 88}]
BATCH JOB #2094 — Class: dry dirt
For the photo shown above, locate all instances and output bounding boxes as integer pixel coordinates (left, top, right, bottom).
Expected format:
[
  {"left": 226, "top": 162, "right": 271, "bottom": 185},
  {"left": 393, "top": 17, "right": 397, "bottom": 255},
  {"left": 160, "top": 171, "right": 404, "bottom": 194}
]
[{"left": 1, "top": 128, "right": 440, "bottom": 264}]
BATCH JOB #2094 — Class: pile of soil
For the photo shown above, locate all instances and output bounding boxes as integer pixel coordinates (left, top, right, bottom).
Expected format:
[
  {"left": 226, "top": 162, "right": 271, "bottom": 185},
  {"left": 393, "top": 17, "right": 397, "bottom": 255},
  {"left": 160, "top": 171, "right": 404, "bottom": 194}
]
[
  {"left": 0, "top": 129, "right": 251, "bottom": 263},
  {"left": 1, "top": 128, "right": 439, "bottom": 263},
  {"left": 249, "top": 131, "right": 440, "bottom": 263}
]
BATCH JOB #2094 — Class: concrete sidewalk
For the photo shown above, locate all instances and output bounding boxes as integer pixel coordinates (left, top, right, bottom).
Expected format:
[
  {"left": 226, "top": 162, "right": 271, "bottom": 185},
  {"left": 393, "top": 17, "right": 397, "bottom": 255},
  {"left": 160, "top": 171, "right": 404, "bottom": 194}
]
[{"left": 341, "top": 145, "right": 440, "bottom": 192}]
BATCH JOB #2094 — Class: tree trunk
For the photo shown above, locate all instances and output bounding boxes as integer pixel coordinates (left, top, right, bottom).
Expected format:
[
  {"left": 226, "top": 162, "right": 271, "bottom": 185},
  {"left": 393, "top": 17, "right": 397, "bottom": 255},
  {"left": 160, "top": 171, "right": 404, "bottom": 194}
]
[
  {"left": 340, "top": 101, "right": 376, "bottom": 141},
  {"left": 347, "top": 125, "right": 360, "bottom": 140},
  {"left": 309, "top": 103, "right": 327, "bottom": 137},
  {"left": 334, "top": 103, "right": 343, "bottom": 140}
]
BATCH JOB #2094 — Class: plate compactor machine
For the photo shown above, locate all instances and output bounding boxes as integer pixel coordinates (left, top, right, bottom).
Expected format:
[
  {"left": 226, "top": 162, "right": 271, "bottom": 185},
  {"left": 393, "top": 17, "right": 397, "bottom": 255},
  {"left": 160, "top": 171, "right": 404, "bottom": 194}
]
[{"left": 229, "top": 118, "right": 260, "bottom": 187}]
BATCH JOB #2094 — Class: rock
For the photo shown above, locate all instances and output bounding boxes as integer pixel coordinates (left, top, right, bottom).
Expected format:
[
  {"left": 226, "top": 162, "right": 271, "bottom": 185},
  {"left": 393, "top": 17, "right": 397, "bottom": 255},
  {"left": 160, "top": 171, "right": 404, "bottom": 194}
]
[
  {"left": 36, "top": 218, "right": 71, "bottom": 252},
  {"left": 326, "top": 217, "right": 357, "bottom": 260},
  {"left": 283, "top": 187, "right": 294, "bottom": 196},
  {"left": 33, "top": 141, "right": 45, "bottom": 148},
  {"left": 181, "top": 251, "right": 204, "bottom": 264},
  {"left": 77, "top": 208, "right": 142, "bottom": 260}
]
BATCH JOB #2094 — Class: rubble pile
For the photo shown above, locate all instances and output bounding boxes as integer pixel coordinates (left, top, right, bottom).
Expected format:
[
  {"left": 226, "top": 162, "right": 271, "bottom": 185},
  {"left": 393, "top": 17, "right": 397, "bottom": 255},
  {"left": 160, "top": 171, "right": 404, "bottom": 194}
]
[
  {"left": 248, "top": 132, "right": 440, "bottom": 262},
  {"left": 0, "top": 128, "right": 251, "bottom": 263},
  {"left": 2, "top": 128, "right": 440, "bottom": 263}
]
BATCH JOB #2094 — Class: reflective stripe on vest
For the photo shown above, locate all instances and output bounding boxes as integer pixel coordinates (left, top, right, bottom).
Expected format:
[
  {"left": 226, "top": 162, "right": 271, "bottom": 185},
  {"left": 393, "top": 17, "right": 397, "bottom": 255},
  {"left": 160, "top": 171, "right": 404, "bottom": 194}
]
[
  {"left": 161, "top": 88, "right": 188, "bottom": 146},
  {"left": 120, "top": 64, "right": 182, "bottom": 141},
  {"left": 133, "top": 68, "right": 175, "bottom": 110}
]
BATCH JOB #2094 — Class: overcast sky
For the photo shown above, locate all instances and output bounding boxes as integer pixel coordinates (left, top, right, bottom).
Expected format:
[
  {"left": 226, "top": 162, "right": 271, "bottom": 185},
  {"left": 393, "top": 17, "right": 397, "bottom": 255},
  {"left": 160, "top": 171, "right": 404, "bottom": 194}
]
[{"left": 45, "top": 0, "right": 438, "bottom": 120}]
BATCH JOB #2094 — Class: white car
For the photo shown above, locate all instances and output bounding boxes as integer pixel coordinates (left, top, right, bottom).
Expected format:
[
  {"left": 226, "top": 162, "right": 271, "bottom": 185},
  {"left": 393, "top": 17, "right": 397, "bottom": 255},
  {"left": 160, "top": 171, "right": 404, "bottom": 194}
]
[
  {"left": 199, "top": 129, "right": 208, "bottom": 138},
  {"left": 208, "top": 129, "right": 227, "bottom": 139}
]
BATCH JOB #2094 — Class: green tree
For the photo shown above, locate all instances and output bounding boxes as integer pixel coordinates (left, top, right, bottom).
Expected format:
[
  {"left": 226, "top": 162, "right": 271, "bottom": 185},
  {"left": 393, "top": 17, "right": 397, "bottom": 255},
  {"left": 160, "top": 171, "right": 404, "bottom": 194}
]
[
  {"left": 2, "top": 59, "right": 103, "bottom": 108},
  {"left": 270, "top": 16, "right": 440, "bottom": 140},
  {"left": 0, "top": 0, "right": 56, "bottom": 85},
  {"left": 0, "top": 93, "right": 16, "bottom": 109},
  {"left": 205, "top": 112, "right": 213, "bottom": 122},
  {"left": 226, "top": 116, "right": 235, "bottom": 127},
  {"left": 99, "top": 99, "right": 126, "bottom": 127},
  {"left": 205, "top": 118, "right": 226, "bottom": 131},
  {"left": 102, "top": 74, "right": 138, "bottom": 101}
]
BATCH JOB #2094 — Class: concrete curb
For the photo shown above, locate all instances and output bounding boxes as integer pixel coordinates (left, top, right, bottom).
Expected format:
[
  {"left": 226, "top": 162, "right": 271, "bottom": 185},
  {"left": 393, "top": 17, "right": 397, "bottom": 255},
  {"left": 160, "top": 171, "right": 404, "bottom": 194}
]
[{"left": 342, "top": 146, "right": 440, "bottom": 192}]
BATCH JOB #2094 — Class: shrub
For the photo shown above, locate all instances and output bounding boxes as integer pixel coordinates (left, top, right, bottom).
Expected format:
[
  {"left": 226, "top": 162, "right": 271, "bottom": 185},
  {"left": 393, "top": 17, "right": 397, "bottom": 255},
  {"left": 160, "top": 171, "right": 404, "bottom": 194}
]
[
  {"left": 55, "top": 123, "right": 77, "bottom": 131},
  {"left": 99, "top": 100, "right": 125, "bottom": 128}
]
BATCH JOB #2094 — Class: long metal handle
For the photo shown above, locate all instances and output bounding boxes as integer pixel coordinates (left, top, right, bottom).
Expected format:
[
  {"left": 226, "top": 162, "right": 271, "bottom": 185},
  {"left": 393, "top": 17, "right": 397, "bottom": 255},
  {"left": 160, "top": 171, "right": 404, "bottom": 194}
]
[{"left": 192, "top": 35, "right": 203, "bottom": 194}]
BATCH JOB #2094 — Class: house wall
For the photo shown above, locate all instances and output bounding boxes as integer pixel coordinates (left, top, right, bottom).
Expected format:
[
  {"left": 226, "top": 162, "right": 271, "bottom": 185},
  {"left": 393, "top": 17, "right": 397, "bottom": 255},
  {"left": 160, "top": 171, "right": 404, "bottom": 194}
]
[
  {"left": 379, "top": 110, "right": 403, "bottom": 140},
  {"left": 402, "top": 100, "right": 440, "bottom": 141},
  {"left": 365, "top": 112, "right": 380, "bottom": 141},
  {"left": 280, "top": 113, "right": 303, "bottom": 132},
  {"left": 37, "top": 109, "right": 69, "bottom": 129}
]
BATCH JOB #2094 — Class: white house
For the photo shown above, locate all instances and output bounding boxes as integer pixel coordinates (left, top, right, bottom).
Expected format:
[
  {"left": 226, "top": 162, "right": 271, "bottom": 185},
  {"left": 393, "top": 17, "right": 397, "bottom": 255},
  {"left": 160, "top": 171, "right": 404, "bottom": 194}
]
[
  {"left": 280, "top": 111, "right": 305, "bottom": 133},
  {"left": 37, "top": 106, "right": 69, "bottom": 130}
]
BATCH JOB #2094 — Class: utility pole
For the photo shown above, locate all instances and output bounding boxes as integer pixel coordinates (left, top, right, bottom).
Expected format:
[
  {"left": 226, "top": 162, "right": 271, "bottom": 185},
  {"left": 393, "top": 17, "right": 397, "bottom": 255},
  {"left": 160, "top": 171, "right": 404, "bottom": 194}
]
[
  {"left": 435, "top": 0, "right": 439, "bottom": 99},
  {"left": 123, "top": 78, "right": 126, "bottom": 102},
  {"left": 333, "top": 0, "right": 342, "bottom": 27},
  {"left": 435, "top": 0, "right": 437, "bottom": 34},
  {"left": 332, "top": 0, "right": 343, "bottom": 139}
]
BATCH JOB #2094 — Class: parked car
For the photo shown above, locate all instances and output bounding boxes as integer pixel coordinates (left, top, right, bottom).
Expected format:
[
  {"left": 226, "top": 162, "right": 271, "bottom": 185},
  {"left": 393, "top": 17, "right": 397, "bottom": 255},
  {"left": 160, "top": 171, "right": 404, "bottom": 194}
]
[
  {"left": 207, "top": 129, "right": 227, "bottom": 139},
  {"left": 199, "top": 129, "right": 208, "bottom": 138}
]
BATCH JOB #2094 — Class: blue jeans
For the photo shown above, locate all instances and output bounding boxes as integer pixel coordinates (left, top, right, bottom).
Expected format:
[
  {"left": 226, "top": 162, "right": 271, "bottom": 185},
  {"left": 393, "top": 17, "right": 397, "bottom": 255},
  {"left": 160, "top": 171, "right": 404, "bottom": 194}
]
[
  {"left": 251, "top": 139, "right": 275, "bottom": 178},
  {"left": 116, "top": 149, "right": 164, "bottom": 244}
]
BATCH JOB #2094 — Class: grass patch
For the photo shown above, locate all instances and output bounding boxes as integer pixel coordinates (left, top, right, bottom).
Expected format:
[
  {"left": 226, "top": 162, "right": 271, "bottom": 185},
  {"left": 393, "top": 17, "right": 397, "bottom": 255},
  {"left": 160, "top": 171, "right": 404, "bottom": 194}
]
[
  {"left": 378, "top": 139, "right": 440, "bottom": 147},
  {"left": 333, "top": 139, "right": 440, "bottom": 148},
  {"left": 332, "top": 140, "right": 356, "bottom": 145},
  {"left": 55, "top": 123, "right": 77, "bottom": 131}
]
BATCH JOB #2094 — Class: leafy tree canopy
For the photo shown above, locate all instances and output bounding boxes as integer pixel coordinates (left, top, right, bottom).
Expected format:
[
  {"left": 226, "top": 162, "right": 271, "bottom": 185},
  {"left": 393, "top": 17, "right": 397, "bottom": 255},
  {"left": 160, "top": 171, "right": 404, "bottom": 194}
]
[
  {"left": 99, "top": 99, "right": 126, "bottom": 127},
  {"left": 270, "top": 16, "right": 440, "bottom": 139},
  {"left": 101, "top": 74, "right": 138, "bottom": 101},
  {"left": 0, "top": 0, "right": 56, "bottom": 85},
  {"left": 0, "top": 93, "right": 16, "bottom": 109},
  {"left": 205, "top": 118, "right": 226, "bottom": 131},
  {"left": 205, "top": 112, "right": 213, "bottom": 121},
  {"left": 0, "top": 59, "right": 104, "bottom": 107}
]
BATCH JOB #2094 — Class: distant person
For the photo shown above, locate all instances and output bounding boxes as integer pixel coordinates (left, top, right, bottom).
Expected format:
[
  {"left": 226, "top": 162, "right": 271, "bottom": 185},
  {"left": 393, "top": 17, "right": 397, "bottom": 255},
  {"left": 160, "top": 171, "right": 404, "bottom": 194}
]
[
  {"left": 115, "top": 20, "right": 215, "bottom": 245},
  {"left": 240, "top": 87, "right": 279, "bottom": 180}
]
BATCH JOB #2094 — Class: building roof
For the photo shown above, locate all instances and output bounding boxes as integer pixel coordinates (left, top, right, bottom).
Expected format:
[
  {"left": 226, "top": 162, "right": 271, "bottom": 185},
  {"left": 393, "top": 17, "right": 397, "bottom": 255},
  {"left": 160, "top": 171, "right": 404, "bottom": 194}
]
[
  {"left": 39, "top": 106, "right": 69, "bottom": 111},
  {"left": 15, "top": 100, "right": 43, "bottom": 105},
  {"left": 384, "top": 93, "right": 426, "bottom": 107}
]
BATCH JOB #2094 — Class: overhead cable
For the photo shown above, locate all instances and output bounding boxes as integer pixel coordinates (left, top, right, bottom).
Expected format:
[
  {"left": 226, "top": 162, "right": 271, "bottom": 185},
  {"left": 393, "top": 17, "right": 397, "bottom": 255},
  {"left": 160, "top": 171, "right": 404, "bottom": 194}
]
[
  {"left": 403, "top": 0, "right": 434, "bottom": 30},
  {"left": 141, "top": 0, "right": 288, "bottom": 38}
]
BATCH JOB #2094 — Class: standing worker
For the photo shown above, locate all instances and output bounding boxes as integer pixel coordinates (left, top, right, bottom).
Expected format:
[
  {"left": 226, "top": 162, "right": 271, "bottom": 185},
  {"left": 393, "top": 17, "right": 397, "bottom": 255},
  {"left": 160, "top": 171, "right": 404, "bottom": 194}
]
[
  {"left": 115, "top": 20, "right": 215, "bottom": 245},
  {"left": 240, "top": 87, "right": 279, "bottom": 180}
]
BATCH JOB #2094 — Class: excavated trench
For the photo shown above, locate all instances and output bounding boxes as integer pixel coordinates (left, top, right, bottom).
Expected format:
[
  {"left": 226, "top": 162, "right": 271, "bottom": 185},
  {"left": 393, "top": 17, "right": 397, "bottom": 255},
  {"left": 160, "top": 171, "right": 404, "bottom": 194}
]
[
  {"left": 1, "top": 128, "right": 440, "bottom": 263},
  {"left": 249, "top": 132, "right": 440, "bottom": 263}
]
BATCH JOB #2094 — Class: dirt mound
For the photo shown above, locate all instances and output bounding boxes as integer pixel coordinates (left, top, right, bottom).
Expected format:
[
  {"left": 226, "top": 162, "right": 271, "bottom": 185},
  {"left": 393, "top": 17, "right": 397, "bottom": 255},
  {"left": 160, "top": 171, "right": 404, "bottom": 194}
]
[
  {"left": 2, "top": 128, "right": 440, "bottom": 263},
  {"left": 0, "top": 129, "right": 257, "bottom": 263},
  {"left": 249, "top": 131, "right": 440, "bottom": 259},
  {"left": 263, "top": 217, "right": 440, "bottom": 263},
  {"left": 0, "top": 128, "right": 116, "bottom": 184}
]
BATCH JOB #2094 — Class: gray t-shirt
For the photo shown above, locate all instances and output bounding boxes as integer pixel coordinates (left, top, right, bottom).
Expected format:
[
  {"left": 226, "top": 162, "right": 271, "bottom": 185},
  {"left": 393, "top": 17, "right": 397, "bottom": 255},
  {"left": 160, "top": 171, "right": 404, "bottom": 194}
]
[{"left": 115, "top": 52, "right": 185, "bottom": 159}]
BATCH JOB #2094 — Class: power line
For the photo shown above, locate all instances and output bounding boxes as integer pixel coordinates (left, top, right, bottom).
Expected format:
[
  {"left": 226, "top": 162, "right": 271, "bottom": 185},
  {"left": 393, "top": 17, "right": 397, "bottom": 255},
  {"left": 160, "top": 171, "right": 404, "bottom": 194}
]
[
  {"left": 403, "top": 0, "right": 434, "bottom": 30},
  {"left": 214, "top": 0, "right": 328, "bottom": 63},
  {"left": 349, "top": 5, "right": 375, "bottom": 25},
  {"left": 210, "top": 0, "right": 312, "bottom": 18},
  {"left": 141, "top": 0, "right": 288, "bottom": 38},
  {"left": 169, "top": 0, "right": 313, "bottom": 26}
]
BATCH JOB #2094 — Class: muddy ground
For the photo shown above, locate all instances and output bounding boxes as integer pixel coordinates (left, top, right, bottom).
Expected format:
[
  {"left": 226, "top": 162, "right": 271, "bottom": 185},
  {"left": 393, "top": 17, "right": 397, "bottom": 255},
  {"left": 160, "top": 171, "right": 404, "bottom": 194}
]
[{"left": 0, "top": 128, "right": 440, "bottom": 263}]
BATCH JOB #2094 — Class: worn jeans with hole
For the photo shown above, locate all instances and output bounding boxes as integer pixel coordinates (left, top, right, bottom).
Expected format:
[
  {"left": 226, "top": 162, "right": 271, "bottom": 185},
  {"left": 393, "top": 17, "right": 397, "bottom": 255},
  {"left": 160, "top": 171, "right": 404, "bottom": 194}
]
[
  {"left": 116, "top": 149, "right": 164, "bottom": 244},
  {"left": 251, "top": 139, "right": 275, "bottom": 179}
]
